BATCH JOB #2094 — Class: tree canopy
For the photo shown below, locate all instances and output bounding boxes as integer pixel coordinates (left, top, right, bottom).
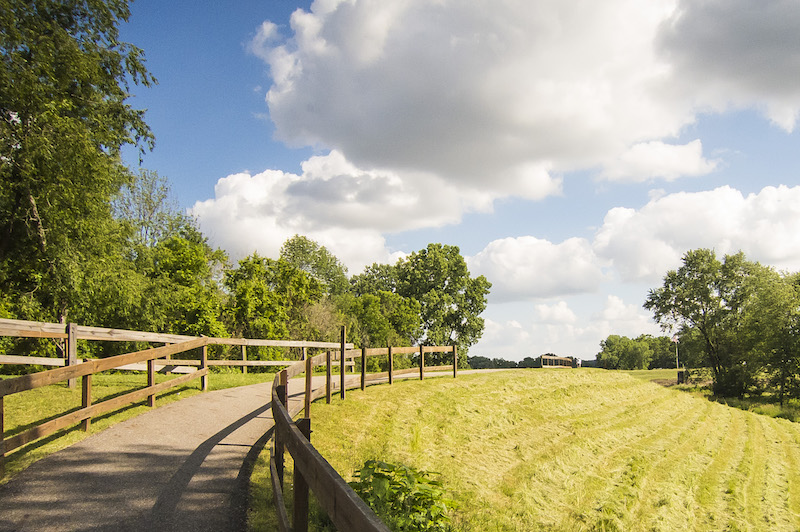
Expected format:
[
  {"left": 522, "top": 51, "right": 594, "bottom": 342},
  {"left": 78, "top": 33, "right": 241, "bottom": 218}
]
[
  {"left": 0, "top": 0, "right": 155, "bottom": 323},
  {"left": 644, "top": 248, "right": 800, "bottom": 399}
]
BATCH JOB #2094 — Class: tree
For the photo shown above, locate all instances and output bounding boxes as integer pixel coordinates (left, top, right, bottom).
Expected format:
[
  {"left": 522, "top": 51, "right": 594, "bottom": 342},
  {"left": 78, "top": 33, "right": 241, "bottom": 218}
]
[
  {"left": 741, "top": 267, "right": 800, "bottom": 405},
  {"left": 640, "top": 335, "right": 676, "bottom": 369},
  {"left": 395, "top": 243, "right": 491, "bottom": 364},
  {"left": 351, "top": 263, "right": 398, "bottom": 295},
  {"left": 113, "top": 169, "right": 189, "bottom": 249},
  {"left": 349, "top": 291, "right": 422, "bottom": 348},
  {"left": 597, "top": 335, "right": 653, "bottom": 370},
  {"left": 280, "top": 235, "right": 349, "bottom": 296},
  {"left": 0, "top": 0, "right": 155, "bottom": 323},
  {"left": 224, "top": 255, "right": 323, "bottom": 346},
  {"left": 644, "top": 249, "right": 759, "bottom": 396}
]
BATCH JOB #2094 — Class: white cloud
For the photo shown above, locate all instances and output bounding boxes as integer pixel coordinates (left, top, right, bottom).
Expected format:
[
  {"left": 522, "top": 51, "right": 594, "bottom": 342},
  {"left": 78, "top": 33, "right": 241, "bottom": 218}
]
[
  {"left": 238, "top": 0, "right": 800, "bottom": 242},
  {"left": 252, "top": 0, "right": 703, "bottom": 198},
  {"left": 535, "top": 301, "right": 577, "bottom": 324},
  {"left": 468, "top": 236, "right": 606, "bottom": 303},
  {"left": 592, "top": 295, "right": 661, "bottom": 338},
  {"left": 602, "top": 140, "right": 718, "bottom": 182},
  {"left": 657, "top": 0, "right": 800, "bottom": 131},
  {"left": 594, "top": 185, "right": 800, "bottom": 282}
]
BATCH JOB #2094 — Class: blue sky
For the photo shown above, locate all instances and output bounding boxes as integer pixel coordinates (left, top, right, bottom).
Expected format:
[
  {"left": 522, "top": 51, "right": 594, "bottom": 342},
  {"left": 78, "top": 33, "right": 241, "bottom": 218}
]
[{"left": 120, "top": 0, "right": 800, "bottom": 361}]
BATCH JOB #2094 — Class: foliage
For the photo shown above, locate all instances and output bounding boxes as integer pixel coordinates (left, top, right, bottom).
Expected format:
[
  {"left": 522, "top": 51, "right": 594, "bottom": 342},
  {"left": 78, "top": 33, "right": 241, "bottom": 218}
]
[
  {"left": 349, "top": 291, "right": 422, "bottom": 348},
  {"left": 351, "top": 263, "right": 398, "bottom": 295},
  {"left": 224, "top": 254, "right": 323, "bottom": 346},
  {"left": 467, "top": 356, "right": 524, "bottom": 369},
  {"left": 0, "top": 0, "right": 155, "bottom": 323},
  {"left": 280, "top": 234, "right": 349, "bottom": 296},
  {"left": 644, "top": 249, "right": 762, "bottom": 396},
  {"left": 597, "top": 335, "right": 653, "bottom": 370},
  {"left": 113, "top": 169, "right": 189, "bottom": 249},
  {"left": 350, "top": 460, "right": 456, "bottom": 532},
  {"left": 395, "top": 244, "right": 491, "bottom": 363}
]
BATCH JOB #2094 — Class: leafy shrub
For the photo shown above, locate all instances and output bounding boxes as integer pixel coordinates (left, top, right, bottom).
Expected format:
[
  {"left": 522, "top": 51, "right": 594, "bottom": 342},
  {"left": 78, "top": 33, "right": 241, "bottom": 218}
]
[{"left": 350, "top": 460, "right": 456, "bottom": 531}]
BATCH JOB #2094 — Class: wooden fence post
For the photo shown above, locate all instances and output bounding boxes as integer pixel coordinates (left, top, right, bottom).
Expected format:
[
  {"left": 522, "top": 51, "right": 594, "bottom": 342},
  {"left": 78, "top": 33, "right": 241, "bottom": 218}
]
[
  {"left": 305, "top": 355, "right": 313, "bottom": 419},
  {"left": 200, "top": 346, "right": 208, "bottom": 391},
  {"left": 326, "top": 350, "right": 332, "bottom": 404},
  {"left": 419, "top": 345, "right": 424, "bottom": 380},
  {"left": 1, "top": 396, "right": 5, "bottom": 478},
  {"left": 453, "top": 344, "right": 458, "bottom": 378},
  {"left": 81, "top": 374, "right": 92, "bottom": 431},
  {"left": 241, "top": 345, "right": 247, "bottom": 374},
  {"left": 293, "top": 417, "right": 312, "bottom": 532},
  {"left": 275, "top": 369, "right": 288, "bottom": 487},
  {"left": 147, "top": 359, "right": 156, "bottom": 407},
  {"left": 340, "top": 326, "right": 346, "bottom": 401},
  {"left": 361, "top": 347, "right": 366, "bottom": 391},
  {"left": 388, "top": 345, "right": 393, "bottom": 385},
  {"left": 66, "top": 323, "right": 77, "bottom": 389}
]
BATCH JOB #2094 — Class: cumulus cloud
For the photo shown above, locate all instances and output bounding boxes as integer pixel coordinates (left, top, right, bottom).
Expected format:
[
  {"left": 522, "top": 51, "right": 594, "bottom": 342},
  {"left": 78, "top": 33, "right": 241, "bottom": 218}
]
[
  {"left": 594, "top": 185, "right": 800, "bottom": 282},
  {"left": 189, "top": 151, "right": 470, "bottom": 270},
  {"left": 657, "top": 0, "right": 800, "bottom": 131},
  {"left": 252, "top": 0, "right": 720, "bottom": 196},
  {"left": 601, "top": 140, "right": 718, "bottom": 182},
  {"left": 468, "top": 236, "right": 606, "bottom": 302},
  {"left": 593, "top": 296, "right": 660, "bottom": 336},
  {"left": 238, "top": 0, "right": 800, "bottom": 235},
  {"left": 535, "top": 301, "right": 578, "bottom": 324}
]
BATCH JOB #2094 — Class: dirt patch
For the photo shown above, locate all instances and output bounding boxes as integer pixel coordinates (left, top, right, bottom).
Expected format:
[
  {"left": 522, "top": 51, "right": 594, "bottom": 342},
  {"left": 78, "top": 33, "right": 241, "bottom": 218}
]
[{"left": 652, "top": 379, "right": 677, "bottom": 387}]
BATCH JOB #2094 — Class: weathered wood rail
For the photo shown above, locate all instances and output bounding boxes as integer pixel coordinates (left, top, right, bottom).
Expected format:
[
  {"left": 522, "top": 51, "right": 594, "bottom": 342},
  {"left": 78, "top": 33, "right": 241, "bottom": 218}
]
[
  {"left": 0, "top": 318, "right": 460, "bottom": 529},
  {"left": 270, "top": 326, "right": 458, "bottom": 532},
  {"left": 0, "top": 318, "right": 352, "bottom": 478},
  {"left": 0, "top": 318, "right": 358, "bottom": 384}
]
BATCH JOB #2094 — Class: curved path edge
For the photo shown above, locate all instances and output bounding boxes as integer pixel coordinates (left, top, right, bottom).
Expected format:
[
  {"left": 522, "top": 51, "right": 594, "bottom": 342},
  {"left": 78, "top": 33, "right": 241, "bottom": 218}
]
[{"left": 0, "top": 378, "right": 312, "bottom": 532}]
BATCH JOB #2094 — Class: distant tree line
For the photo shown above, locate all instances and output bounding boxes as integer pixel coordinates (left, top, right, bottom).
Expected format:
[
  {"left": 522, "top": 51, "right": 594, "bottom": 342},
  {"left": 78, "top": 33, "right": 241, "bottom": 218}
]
[
  {"left": 468, "top": 355, "right": 554, "bottom": 369},
  {"left": 0, "top": 2, "right": 491, "bottom": 369},
  {"left": 642, "top": 248, "right": 800, "bottom": 402},
  {"left": 595, "top": 334, "right": 677, "bottom": 371}
]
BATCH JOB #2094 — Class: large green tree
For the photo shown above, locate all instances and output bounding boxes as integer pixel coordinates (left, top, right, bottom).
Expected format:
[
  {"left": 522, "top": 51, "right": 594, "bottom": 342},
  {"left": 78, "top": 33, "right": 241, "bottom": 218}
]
[
  {"left": 596, "top": 335, "right": 653, "bottom": 370},
  {"left": 224, "top": 254, "right": 323, "bottom": 344},
  {"left": 395, "top": 243, "right": 491, "bottom": 364},
  {"left": 741, "top": 267, "right": 800, "bottom": 405},
  {"left": 0, "top": 0, "right": 155, "bottom": 322},
  {"left": 349, "top": 291, "right": 422, "bottom": 348},
  {"left": 644, "top": 249, "right": 760, "bottom": 396},
  {"left": 280, "top": 234, "right": 349, "bottom": 296}
]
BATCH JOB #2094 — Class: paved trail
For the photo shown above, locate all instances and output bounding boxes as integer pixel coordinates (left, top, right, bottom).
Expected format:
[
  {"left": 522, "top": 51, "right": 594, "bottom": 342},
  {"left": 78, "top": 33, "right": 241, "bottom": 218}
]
[{"left": 0, "top": 375, "right": 352, "bottom": 532}]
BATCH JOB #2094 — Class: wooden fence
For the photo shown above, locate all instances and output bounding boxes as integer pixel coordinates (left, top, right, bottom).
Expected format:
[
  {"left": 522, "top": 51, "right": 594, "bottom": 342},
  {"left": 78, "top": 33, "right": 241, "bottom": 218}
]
[
  {"left": 0, "top": 318, "right": 460, "bottom": 530},
  {"left": 270, "top": 326, "right": 458, "bottom": 532},
  {"left": 0, "top": 318, "right": 351, "bottom": 477}
]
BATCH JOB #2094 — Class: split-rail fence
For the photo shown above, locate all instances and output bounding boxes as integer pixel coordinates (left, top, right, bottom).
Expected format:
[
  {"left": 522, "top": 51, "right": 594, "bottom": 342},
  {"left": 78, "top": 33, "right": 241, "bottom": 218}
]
[{"left": 0, "top": 318, "right": 460, "bottom": 531}]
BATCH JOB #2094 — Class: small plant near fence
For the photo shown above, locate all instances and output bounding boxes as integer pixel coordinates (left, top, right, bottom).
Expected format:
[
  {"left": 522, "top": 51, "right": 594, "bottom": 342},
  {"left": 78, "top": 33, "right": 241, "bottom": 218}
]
[{"left": 350, "top": 460, "right": 457, "bottom": 532}]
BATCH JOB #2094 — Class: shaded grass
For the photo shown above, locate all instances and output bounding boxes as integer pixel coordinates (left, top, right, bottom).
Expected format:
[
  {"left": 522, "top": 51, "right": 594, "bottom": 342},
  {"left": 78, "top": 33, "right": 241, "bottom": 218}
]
[
  {"left": 255, "top": 369, "right": 800, "bottom": 531},
  {"left": 1, "top": 371, "right": 270, "bottom": 484}
]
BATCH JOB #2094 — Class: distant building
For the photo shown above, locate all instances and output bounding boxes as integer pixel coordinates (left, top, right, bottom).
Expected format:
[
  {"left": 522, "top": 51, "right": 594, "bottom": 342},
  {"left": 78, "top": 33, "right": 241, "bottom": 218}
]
[{"left": 535, "top": 354, "right": 575, "bottom": 368}]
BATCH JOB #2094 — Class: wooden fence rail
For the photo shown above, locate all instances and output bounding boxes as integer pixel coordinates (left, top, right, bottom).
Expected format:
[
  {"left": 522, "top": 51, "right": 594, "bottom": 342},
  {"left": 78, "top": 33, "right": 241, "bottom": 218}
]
[
  {"left": 270, "top": 326, "right": 459, "bottom": 532},
  {"left": 0, "top": 318, "right": 352, "bottom": 478},
  {"left": 0, "top": 318, "right": 461, "bottom": 530}
]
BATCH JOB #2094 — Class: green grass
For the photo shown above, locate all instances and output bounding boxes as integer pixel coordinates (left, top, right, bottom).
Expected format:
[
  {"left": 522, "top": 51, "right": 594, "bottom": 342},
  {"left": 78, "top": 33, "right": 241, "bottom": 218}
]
[
  {"left": 1, "top": 370, "right": 271, "bottom": 484},
  {"left": 257, "top": 368, "right": 800, "bottom": 531}
]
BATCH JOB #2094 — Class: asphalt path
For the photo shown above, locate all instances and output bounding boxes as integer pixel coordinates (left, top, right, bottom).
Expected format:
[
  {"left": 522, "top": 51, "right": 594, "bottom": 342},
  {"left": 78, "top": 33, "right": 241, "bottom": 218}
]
[
  {"left": 0, "top": 369, "right": 474, "bottom": 531},
  {"left": 0, "top": 375, "right": 345, "bottom": 532}
]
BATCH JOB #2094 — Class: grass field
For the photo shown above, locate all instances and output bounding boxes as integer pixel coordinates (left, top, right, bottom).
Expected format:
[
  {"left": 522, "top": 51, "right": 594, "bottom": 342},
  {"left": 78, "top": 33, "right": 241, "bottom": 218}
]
[
  {"left": 1, "top": 370, "right": 272, "bottom": 483},
  {"left": 270, "top": 368, "right": 800, "bottom": 531}
]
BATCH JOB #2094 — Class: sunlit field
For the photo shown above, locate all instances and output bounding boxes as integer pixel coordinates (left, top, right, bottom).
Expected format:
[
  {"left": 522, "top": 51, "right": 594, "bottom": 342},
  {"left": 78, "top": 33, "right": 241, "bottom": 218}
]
[{"left": 269, "top": 369, "right": 800, "bottom": 531}]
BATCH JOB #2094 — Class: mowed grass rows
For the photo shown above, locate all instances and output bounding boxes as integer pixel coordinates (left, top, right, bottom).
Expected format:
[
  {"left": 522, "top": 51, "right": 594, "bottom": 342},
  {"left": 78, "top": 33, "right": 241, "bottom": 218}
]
[{"left": 303, "top": 369, "right": 800, "bottom": 531}]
